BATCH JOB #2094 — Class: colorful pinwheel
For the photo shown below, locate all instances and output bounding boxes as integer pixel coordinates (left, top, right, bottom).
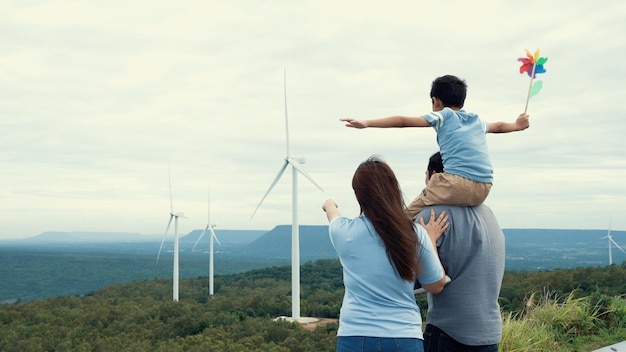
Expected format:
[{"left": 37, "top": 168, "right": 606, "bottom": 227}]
[
  {"left": 518, "top": 49, "right": 548, "bottom": 113},
  {"left": 518, "top": 49, "right": 548, "bottom": 78}
]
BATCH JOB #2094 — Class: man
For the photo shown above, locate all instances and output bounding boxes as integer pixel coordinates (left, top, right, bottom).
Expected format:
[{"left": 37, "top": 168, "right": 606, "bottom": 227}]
[{"left": 417, "top": 151, "right": 505, "bottom": 352}]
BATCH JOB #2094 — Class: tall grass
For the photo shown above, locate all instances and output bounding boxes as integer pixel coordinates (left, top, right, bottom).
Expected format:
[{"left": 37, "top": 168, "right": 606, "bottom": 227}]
[
  {"left": 609, "top": 294, "right": 626, "bottom": 328},
  {"left": 500, "top": 291, "right": 624, "bottom": 352}
]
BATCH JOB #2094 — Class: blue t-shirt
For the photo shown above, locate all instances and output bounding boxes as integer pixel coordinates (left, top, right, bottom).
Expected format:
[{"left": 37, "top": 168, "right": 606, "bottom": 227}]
[
  {"left": 423, "top": 108, "right": 493, "bottom": 183},
  {"left": 329, "top": 215, "right": 443, "bottom": 338}
]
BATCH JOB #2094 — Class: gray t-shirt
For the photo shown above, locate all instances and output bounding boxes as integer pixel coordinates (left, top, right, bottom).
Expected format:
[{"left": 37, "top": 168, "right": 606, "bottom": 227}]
[{"left": 418, "top": 204, "right": 505, "bottom": 346}]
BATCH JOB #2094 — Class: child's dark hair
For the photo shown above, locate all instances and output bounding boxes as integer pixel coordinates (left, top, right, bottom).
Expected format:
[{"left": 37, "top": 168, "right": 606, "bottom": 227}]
[{"left": 430, "top": 75, "right": 467, "bottom": 108}]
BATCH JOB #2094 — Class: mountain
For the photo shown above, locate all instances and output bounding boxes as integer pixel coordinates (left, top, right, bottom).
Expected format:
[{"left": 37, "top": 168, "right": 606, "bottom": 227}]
[
  {"left": 0, "top": 229, "right": 268, "bottom": 255},
  {"left": 4, "top": 229, "right": 267, "bottom": 246},
  {"left": 3, "top": 227, "right": 625, "bottom": 270},
  {"left": 237, "top": 226, "right": 626, "bottom": 270},
  {"left": 503, "top": 228, "right": 622, "bottom": 247},
  {"left": 180, "top": 229, "right": 267, "bottom": 246},
  {"left": 20, "top": 231, "right": 160, "bottom": 243},
  {"left": 502, "top": 228, "right": 626, "bottom": 270},
  {"left": 11, "top": 227, "right": 624, "bottom": 248},
  {"left": 241, "top": 225, "right": 336, "bottom": 262},
  {"left": 2, "top": 226, "right": 625, "bottom": 303}
]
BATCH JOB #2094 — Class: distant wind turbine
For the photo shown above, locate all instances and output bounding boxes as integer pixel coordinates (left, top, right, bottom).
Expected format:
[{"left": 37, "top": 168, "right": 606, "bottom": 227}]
[
  {"left": 250, "top": 69, "right": 324, "bottom": 321},
  {"left": 601, "top": 218, "right": 625, "bottom": 266},
  {"left": 192, "top": 187, "right": 221, "bottom": 296},
  {"left": 157, "top": 170, "right": 186, "bottom": 301}
]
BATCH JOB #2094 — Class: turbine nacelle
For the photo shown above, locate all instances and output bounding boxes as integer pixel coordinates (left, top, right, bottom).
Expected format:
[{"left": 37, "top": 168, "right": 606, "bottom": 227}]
[
  {"left": 193, "top": 223, "right": 221, "bottom": 250},
  {"left": 287, "top": 156, "right": 306, "bottom": 164}
]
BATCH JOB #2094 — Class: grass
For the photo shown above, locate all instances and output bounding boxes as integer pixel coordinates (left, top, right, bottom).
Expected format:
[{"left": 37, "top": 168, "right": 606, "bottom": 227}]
[{"left": 501, "top": 291, "right": 626, "bottom": 351}]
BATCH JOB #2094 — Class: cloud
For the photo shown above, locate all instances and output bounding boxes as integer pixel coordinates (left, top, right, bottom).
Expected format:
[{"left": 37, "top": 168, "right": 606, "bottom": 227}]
[{"left": 1, "top": 0, "right": 625, "bottom": 238}]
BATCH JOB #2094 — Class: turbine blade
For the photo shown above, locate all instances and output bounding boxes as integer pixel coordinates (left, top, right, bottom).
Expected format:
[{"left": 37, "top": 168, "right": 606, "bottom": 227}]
[
  {"left": 193, "top": 226, "right": 208, "bottom": 251},
  {"left": 284, "top": 68, "right": 290, "bottom": 157},
  {"left": 250, "top": 160, "right": 289, "bottom": 220},
  {"left": 611, "top": 238, "right": 626, "bottom": 253},
  {"left": 157, "top": 215, "right": 174, "bottom": 262},
  {"left": 207, "top": 187, "right": 211, "bottom": 224},
  {"left": 290, "top": 159, "right": 324, "bottom": 192},
  {"left": 210, "top": 226, "right": 221, "bottom": 247},
  {"left": 169, "top": 168, "right": 174, "bottom": 213}
]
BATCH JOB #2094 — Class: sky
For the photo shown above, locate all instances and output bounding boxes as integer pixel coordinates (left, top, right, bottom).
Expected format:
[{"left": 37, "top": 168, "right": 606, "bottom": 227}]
[{"left": 1, "top": 0, "right": 626, "bottom": 240}]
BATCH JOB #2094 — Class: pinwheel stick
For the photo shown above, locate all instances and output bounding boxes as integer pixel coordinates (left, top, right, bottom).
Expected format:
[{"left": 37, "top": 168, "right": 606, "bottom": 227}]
[{"left": 523, "top": 63, "right": 538, "bottom": 114}]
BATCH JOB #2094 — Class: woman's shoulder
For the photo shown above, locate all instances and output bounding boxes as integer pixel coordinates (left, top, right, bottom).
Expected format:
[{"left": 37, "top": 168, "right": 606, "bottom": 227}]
[
  {"left": 330, "top": 215, "right": 372, "bottom": 235},
  {"left": 331, "top": 215, "right": 365, "bottom": 227}
]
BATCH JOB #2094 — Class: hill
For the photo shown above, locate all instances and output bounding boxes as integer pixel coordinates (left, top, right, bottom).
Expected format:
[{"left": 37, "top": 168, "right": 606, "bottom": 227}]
[
  {"left": 504, "top": 228, "right": 619, "bottom": 246},
  {"left": 1, "top": 260, "right": 626, "bottom": 351},
  {"left": 235, "top": 226, "right": 626, "bottom": 270},
  {"left": 22, "top": 231, "right": 159, "bottom": 243},
  {"left": 240, "top": 225, "right": 335, "bottom": 262},
  {"left": 181, "top": 229, "right": 268, "bottom": 246},
  {"left": 2, "top": 226, "right": 626, "bottom": 303}
]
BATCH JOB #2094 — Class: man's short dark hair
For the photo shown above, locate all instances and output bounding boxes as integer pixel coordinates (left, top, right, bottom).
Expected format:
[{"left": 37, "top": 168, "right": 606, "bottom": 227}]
[{"left": 427, "top": 151, "right": 444, "bottom": 176}]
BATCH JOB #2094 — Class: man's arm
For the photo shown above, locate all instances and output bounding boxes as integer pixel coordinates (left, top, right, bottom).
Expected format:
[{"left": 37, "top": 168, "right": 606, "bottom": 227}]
[
  {"left": 488, "top": 113, "right": 530, "bottom": 133},
  {"left": 322, "top": 199, "right": 341, "bottom": 222},
  {"left": 341, "top": 116, "right": 431, "bottom": 129}
]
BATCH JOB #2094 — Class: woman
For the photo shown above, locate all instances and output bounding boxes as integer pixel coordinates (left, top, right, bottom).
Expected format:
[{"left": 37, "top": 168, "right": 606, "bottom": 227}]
[{"left": 322, "top": 156, "right": 448, "bottom": 352}]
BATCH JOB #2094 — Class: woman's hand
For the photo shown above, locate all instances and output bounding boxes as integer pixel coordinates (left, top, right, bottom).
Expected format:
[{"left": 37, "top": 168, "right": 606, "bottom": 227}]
[
  {"left": 322, "top": 198, "right": 341, "bottom": 222},
  {"left": 322, "top": 199, "right": 338, "bottom": 212},
  {"left": 419, "top": 209, "right": 449, "bottom": 242}
]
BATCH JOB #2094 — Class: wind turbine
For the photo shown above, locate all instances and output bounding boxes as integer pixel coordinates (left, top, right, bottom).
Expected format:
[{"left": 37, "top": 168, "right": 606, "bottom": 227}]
[
  {"left": 250, "top": 69, "right": 324, "bottom": 321},
  {"left": 157, "top": 170, "right": 186, "bottom": 301},
  {"left": 601, "top": 218, "right": 625, "bottom": 265},
  {"left": 192, "top": 187, "right": 221, "bottom": 296}
]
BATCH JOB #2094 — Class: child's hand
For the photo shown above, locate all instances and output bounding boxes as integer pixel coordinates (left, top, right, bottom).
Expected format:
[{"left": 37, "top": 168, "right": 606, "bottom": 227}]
[
  {"left": 419, "top": 209, "right": 449, "bottom": 242},
  {"left": 516, "top": 113, "right": 530, "bottom": 130},
  {"left": 340, "top": 118, "right": 368, "bottom": 129}
]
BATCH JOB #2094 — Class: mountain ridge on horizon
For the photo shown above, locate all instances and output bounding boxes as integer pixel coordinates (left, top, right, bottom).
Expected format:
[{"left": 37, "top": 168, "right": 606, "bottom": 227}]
[
  {"left": 3, "top": 226, "right": 625, "bottom": 245},
  {"left": 2, "top": 227, "right": 626, "bottom": 303}
]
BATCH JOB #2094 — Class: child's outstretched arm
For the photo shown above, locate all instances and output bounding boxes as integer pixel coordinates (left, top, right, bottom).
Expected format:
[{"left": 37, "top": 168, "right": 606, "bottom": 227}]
[
  {"left": 341, "top": 115, "right": 431, "bottom": 129},
  {"left": 488, "top": 113, "right": 530, "bottom": 133}
]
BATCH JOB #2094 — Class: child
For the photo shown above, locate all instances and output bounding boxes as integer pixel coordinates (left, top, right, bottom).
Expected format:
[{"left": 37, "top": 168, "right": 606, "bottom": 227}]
[{"left": 340, "top": 74, "right": 529, "bottom": 221}]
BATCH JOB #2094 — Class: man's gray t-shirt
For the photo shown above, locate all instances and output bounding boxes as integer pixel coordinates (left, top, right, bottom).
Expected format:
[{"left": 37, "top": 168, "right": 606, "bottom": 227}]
[{"left": 417, "top": 204, "right": 505, "bottom": 346}]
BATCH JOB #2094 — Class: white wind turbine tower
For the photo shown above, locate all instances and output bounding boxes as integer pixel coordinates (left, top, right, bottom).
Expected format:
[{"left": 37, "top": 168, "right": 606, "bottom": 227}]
[
  {"left": 157, "top": 170, "right": 186, "bottom": 301},
  {"left": 250, "top": 70, "right": 324, "bottom": 321},
  {"left": 601, "top": 218, "right": 625, "bottom": 265},
  {"left": 192, "top": 187, "right": 221, "bottom": 296}
]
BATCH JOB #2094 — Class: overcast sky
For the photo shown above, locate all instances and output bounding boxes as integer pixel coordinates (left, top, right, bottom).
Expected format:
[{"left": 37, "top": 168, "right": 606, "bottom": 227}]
[{"left": 1, "top": 0, "right": 625, "bottom": 240}]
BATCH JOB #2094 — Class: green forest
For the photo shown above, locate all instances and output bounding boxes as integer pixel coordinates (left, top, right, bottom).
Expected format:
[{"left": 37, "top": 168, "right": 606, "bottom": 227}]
[
  {"left": 0, "top": 249, "right": 291, "bottom": 303},
  {"left": 2, "top": 259, "right": 626, "bottom": 351}
]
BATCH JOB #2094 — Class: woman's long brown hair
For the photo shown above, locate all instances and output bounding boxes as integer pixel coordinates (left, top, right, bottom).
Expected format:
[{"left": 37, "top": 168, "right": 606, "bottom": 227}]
[{"left": 352, "top": 156, "right": 420, "bottom": 282}]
